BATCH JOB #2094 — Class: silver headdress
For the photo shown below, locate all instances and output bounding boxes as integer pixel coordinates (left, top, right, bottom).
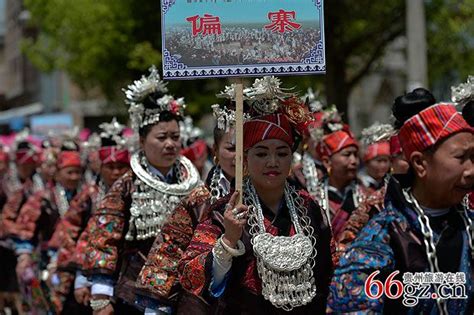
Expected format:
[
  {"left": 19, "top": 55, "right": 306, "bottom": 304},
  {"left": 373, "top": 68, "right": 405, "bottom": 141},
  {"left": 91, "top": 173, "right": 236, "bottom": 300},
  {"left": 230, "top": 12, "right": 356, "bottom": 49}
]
[
  {"left": 47, "top": 127, "right": 80, "bottom": 151},
  {"left": 98, "top": 117, "right": 131, "bottom": 149},
  {"left": 125, "top": 65, "right": 179, "bottom": 132},
  {"left": 360, "top": 122, "right": 395, "bottom": 147},
  {"left": 213, "top": 84, "right": 251, "bottom": 132},
  {"left": 308, "top": 105, "right": 344, "bottom": 142},
  {"left": 180, "top": 116, "right": 203, "bottom": 146},
  {"left": 451, "top": 75, "right": 474, "bottom": 106},
  {"left": 244, "top": 76, "right": 295, "bottom": 115},
  {"left": 303, "top": 88, "right": 324, "bottom": 113}
]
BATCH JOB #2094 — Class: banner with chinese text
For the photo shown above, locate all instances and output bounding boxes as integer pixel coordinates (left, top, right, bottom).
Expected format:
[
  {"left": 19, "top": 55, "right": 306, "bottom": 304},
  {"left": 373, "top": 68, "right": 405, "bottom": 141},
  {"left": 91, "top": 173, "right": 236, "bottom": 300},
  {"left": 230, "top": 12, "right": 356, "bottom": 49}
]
[{"left": 161, "top": 0, "right": 325, "bottom": 79}]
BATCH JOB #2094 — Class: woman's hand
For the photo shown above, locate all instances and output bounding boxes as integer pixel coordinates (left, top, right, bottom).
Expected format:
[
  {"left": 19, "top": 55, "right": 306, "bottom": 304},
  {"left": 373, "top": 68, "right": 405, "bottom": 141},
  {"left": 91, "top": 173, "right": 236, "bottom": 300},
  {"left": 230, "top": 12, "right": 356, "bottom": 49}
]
[
  {"left": 74, "top": 287, "right": 91, "bottom": 306},
  {"left": 93, "top": 303, "right": 113, "bottom": 315},
  {"left": 16, "top": 253, "right": 33, "bottom": 281},
  {"left": 222, "top": 191, "right": 248, "bottom": 248},
  {"left": 91, "top": 294, "right": 113, "bottom": 315}
]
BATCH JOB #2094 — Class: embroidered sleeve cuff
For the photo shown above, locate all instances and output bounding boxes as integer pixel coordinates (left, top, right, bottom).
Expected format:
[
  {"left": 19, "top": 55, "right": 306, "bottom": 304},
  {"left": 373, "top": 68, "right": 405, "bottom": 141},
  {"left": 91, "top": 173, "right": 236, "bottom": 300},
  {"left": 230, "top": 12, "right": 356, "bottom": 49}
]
[
  {"left": 91, "top": 275, "right": 115, "bottom": 297},
  {"left": 74, "top": 271, "right": 91, "bottom": 290},
  {"left": 14, "top": 239, "right": 33, "bottom": 255}
]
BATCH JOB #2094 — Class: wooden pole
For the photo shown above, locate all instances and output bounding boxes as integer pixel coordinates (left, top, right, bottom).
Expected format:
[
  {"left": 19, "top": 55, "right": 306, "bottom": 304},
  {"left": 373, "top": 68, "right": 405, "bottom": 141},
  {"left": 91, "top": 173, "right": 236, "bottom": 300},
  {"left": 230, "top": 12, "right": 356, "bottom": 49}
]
[{"left": 234, "top": 78, "right": 244, "bottom": 204}]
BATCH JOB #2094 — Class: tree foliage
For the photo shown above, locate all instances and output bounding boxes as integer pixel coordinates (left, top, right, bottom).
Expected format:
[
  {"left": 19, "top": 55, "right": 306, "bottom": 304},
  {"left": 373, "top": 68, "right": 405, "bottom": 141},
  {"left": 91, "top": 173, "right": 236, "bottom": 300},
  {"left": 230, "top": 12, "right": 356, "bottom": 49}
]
[{"left": 22, "top": 0, "right": 473, "bottom": 120}]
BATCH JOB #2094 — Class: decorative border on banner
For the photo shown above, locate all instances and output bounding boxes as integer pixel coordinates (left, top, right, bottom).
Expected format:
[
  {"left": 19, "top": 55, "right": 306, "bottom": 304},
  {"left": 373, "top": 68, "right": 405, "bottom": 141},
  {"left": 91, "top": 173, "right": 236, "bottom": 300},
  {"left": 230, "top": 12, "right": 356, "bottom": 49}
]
[{"left": 160, "top": 0, "right": 326, "bottom": 79}]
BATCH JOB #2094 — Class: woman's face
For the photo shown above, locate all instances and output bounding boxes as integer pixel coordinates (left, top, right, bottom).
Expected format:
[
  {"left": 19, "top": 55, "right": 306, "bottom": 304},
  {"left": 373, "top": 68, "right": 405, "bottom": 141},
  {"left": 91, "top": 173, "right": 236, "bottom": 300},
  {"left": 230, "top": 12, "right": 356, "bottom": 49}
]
[
  {"left": 38, "top": 162, "right": 56, "bottom": 182},
  {"left": 245, "top": 139, "right": 292, "bottom": 190},
  {"left": 325, "top": 146, "right": 359, "bottom": 183},
  {"left": 418, "top": 132, "right": 474, "bottom": 207},
  {"left": 56, "top": 166, "right": 82, "bottom": 190},
  {"left": 366, "top": 155, "right": 391, "bottom": 181},
  {"left": 140, "top": 121, "right": 181, "bottom": 172},
  {"left": 16, "top": 163, "right": 37, "bottom": 181},
  {"left": 100, "top": 162, "right": 130, "bottom": 187},
  {"left": 216, "top": 131, "right": 236, "bottom": 179}
]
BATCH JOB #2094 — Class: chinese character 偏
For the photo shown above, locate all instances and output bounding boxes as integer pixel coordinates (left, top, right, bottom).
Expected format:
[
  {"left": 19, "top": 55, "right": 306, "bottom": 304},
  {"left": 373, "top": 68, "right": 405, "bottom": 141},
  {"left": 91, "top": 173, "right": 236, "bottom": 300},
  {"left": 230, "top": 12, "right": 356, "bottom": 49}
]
[
  {"left": 186, "top": 14, "right": 222, "bottom": 37},
  {"left": 264, "top": 9, "right": 301, "bottom": 33}
]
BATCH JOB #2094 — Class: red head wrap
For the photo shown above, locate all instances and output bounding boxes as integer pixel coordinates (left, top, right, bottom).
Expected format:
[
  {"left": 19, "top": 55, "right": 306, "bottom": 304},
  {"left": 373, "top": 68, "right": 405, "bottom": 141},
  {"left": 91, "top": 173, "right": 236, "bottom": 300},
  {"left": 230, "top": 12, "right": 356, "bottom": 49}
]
[
  {"left": 57, "top": 151, "right": 82, "bottom": 169},
  {"left": 98, "top": 147, "right": 130, "bottom": 165},
  {"left": 243, "top": 113, "right": 294, "bottom": 150},
  {"left": 316, "top": 130, "right": 358, "bottom": 158},
  {"left": 16, "top": 148, "right": 40, "bottom": 165},
  {"left": 363, "top": 142, "right": 390, "bottom": 162},
  {"left": 181, "top": 139, "right": 208, "bottom": 162},
  {"left": 399, "top": 103, "right": 474, "bottom": 159},
  {"left": 389, "top": 134, "right": 402, "bottom": 156}
]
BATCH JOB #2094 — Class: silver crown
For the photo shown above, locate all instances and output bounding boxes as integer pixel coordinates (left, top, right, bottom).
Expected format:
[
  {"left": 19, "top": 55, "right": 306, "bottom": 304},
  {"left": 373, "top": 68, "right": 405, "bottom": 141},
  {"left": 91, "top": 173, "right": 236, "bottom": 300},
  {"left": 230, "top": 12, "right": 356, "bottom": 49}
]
[
  {"left": 451, "top": 75, "right": 474, "bottom": 106},
  {"left": 244, "top": 76, "right": 294, "bottom": 115},
  {"left": 360, "top": 122, "right": 395, "bottom": 147},
  {"left": 303, "top": 88, "right": 324, "bottom": 113}
]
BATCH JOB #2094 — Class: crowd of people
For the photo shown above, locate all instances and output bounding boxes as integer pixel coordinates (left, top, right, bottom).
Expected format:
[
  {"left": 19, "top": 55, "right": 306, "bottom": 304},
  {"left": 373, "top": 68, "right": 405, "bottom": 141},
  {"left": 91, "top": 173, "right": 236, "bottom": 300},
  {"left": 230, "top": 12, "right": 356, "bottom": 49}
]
[
  {"left": 166, "top": 26, "right": 320, "bottom": 66},
  {"left": 0, "top": 69, "right": 473, "bottom": 315}
]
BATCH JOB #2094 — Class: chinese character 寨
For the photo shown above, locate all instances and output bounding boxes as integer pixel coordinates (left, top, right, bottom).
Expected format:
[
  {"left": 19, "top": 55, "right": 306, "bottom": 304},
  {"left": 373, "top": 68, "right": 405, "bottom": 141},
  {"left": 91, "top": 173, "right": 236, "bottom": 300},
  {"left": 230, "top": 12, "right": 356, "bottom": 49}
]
[
  {"left": 265, "top": 9, "right": 301, "bottom": 33},
  {"left": 186, "top": 14, "right": 222, "bottom": 37}
]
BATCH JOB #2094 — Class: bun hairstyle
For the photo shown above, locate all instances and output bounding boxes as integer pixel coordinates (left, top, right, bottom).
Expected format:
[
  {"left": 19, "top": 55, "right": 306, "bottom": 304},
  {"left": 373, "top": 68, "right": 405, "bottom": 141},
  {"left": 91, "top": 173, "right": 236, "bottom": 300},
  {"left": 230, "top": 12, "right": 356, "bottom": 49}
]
[
  {"left": 462, "top": 101, "right": 474, "bottom": 127},
  {"left": 392, "top": 88, "right": 436, "bottom": 129}
]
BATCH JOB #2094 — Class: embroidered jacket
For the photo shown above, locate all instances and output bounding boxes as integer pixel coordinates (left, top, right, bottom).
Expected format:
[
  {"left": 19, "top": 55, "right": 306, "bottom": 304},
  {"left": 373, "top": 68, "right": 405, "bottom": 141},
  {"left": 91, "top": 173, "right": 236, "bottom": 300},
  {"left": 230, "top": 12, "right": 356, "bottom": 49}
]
[
  {"left": 134, "top": 185, "right": 211, "bottom": 305},
  {"left": 328, "top": 178, "right": 474, "bottom": 314},
  {"left": 48, "top": 183, "right": 100, "bottom": 271},
  {"left": 82, "top": 169, "right": 203, "bottom": 307},
  {"left": 178, "top": 183, "right": 334, "bottom": 314}
]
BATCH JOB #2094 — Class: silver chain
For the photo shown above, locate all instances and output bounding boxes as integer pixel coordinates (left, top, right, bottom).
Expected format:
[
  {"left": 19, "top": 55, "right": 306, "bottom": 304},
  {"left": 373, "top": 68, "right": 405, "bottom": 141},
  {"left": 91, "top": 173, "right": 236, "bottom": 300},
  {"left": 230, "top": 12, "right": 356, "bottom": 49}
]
[
  {"left": 403, "top": 188, "right": 449, "bottom": 314},
  {"left": 54, "top": 184, "right": 70, "bottom": 217},
  {"left": 302, "top": 152, "right": 319, "bottom": 199},
  {"left": 209, "top": 166, "right": 223, "bottom": 204}
]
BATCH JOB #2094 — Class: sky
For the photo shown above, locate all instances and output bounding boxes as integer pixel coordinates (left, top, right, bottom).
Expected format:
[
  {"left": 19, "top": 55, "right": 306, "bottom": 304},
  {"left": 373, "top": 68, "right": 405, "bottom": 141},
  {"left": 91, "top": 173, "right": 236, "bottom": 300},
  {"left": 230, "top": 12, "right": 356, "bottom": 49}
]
[{"left": 165, "top": 0, "right": 321, "bottom": 26}]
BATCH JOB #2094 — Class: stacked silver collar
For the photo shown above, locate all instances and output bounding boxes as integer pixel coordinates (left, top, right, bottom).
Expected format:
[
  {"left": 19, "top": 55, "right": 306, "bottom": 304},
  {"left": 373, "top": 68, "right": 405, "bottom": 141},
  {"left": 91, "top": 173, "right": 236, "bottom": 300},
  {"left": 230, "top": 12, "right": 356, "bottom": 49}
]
[
  {"left": 245, "top": 179, "right": 317, "bottom": 311},
  {"left": 125, "top": 151, "right": 201, "bottom": 241}
]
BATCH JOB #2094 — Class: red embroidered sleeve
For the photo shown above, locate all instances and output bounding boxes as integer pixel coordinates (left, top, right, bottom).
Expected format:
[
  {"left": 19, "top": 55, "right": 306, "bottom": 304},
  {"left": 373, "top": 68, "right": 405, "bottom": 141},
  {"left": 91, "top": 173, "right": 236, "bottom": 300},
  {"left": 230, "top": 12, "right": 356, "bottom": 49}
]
[
  {"left": 13, "top": 190, "right": 48, "bottom": 241},
  {"left": 1, "top": 180, "right": 33, "bottom": 237},
  {"left": 178, "top": 218, "right": 222, "bottom": 297},
  {"left": 49, "top": 184, "right": 98, "bottom": 270},
  {"left": 81, "top": 171, "right": 134, "bottom": 276},
  {"left": 135, "top": 186, "right": 210, "bottom": 300}
]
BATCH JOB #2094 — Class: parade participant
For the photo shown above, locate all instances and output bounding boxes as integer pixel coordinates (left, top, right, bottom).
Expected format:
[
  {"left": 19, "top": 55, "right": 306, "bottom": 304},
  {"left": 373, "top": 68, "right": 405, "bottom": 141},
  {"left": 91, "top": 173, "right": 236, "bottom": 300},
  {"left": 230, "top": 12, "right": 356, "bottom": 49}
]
[
  {"left": 134, "top": 88, "right": 240, "bottom": 314},
  {"left": 328, "top": 88, "right": 474, "bottom": 314},
  {"left": 310, "top": 106, "right": 367, "bottom": 241},
  {"left": 81, "top": 66, "right": 201, "bottom": 314},
  {"left": 291, "top": 88, "right": 326, "bottom": 197},
  {"left": 46, "top": 118, "right": 131, "bottom": 314},
  {"left": 0, "top": 134, "right": 42, "bottom": 315},
  {"left": 10, "top": 142, "right": 82, "bottom": 312},
  {"left": 178, "top": 76, "right": 333, "bottom": 314},
  {"left": 359, "top": 123, "right": 393, "bottom": 192},
  {"left": 180, "top": 116, "right": 212, "bottom": 180}
]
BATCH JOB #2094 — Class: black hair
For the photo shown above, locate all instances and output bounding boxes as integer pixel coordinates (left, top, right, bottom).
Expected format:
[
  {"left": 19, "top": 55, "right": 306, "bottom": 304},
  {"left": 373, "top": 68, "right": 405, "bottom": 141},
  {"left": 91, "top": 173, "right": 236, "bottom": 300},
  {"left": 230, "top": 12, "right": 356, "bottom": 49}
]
[
  {"left": 392, "top": 88, "right": 436, "bottom": 129},
  {"left": 101, "top": 136, "right": 118, "bottom": 147},
  {"left": 138, "top": 110, "right": 182, "bottom": 138},
  {"left": 17, "top": 141, "right": 33, "bottom": 150},
  {"left": 61, "top": 141, "right": 80, "bottom": 151},
  {"left": 462, "top": 100, "right": 474, "bottom": 127}
]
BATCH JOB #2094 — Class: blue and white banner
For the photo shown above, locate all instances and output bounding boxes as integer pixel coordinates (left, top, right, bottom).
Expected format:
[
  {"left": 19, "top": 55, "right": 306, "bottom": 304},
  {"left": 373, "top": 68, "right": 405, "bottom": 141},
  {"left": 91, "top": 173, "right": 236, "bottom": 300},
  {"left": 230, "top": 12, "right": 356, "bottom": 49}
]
[{"left": 161, "top": 0, "right": 325, "bottom": 79}]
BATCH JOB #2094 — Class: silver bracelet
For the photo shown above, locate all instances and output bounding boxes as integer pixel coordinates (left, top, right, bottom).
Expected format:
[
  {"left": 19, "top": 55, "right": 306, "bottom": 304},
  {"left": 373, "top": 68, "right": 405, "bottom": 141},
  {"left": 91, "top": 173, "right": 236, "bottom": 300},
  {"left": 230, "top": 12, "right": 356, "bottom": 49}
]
[
  {"left": 90, "top": 299, "right": 111, "bottom": 311},
  {"left": 214, "top": 235, "right": 245, "bottom": 261}
]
